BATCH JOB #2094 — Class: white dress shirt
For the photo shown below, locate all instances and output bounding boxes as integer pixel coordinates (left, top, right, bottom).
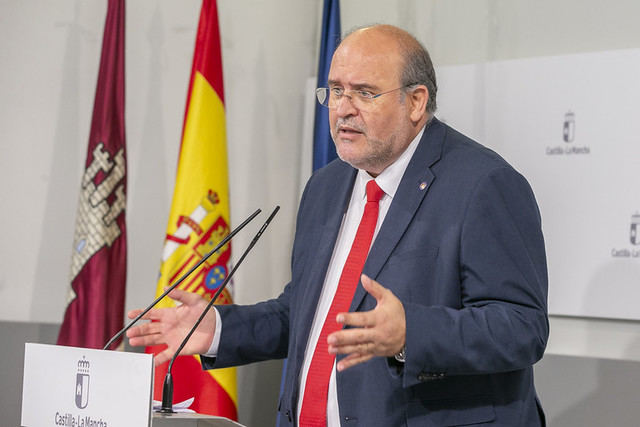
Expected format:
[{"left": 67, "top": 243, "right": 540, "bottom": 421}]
[
  {"left": 208, "top": 126, "right": 425, "bottom": 426},
  {"left": 296, "top": 126, "right": 424, "bottom": 426}
]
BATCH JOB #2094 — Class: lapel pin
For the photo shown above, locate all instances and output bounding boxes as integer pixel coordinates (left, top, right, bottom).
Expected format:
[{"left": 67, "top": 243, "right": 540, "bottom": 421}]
[{"left": 419, "top": 182, "right": 427, "bottom": 190}]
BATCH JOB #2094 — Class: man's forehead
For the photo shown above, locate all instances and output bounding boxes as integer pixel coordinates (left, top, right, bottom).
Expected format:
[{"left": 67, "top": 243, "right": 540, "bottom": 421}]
[
  {"left": 328, "top": 64, "right": 395, "bottom": 89},
  {"left": 335, "top": 32, "right": 398, "bottom": 59},
  {"left": 329, "top": 38, "right": 402, "bottom": 85}
]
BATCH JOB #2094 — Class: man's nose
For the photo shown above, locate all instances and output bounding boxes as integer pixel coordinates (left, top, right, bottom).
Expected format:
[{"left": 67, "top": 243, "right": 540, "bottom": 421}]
[{"left": 334, "top": 94, "right": 358, "bottom": 117}]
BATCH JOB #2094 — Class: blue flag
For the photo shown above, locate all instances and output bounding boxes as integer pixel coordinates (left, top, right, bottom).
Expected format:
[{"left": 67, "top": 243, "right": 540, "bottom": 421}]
[
  {"left": 312, "top": 0, "right": 341, "bottom": 171},
  {"left": 277, "top": 3, "right": 341, "bottom": 426}
]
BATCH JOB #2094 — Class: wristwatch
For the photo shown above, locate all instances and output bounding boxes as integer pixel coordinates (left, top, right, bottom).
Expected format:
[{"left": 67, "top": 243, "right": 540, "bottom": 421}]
[{"left": 394, "top": 346, "right": 406, "bottom": 363}]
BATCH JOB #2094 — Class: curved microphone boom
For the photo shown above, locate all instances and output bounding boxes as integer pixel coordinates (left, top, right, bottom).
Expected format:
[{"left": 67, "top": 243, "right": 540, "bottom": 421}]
[
  {"left": 159, "top": 206, "right": 280, "bottom": 413},
  {"left": 103, "top": 208, "right": 262, "bottom": 351}
]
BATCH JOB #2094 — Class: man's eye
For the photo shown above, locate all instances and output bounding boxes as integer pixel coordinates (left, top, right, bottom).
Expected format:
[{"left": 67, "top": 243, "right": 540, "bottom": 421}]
[
  {"left": 355, "top": 90, "right": 374, "bottom": 99},
  {"left": 330, "top": 88, "right": 344, "bottom": 96}
]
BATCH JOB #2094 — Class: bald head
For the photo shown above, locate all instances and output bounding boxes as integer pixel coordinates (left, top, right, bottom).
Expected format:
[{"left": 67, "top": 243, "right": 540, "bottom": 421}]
[{"left": 337, "top": 25, "right": 437, "bottom": 113}]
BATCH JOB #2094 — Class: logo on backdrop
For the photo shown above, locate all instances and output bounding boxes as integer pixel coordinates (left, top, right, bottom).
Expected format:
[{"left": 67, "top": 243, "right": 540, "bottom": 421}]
[
  {"left": 546, "top": 110, "right": 590, "bottom": 156},
  {"left": 611, "top": 212, "right": 640, "bottom": 258},
  {"left": 631, "top": 213, "right": 640, "bottom": 246},
  {"left": 563, "top": 111, "right": 575, "bottom": 142},
  {"left": 75, "top": 356, "right": 90, "bottom": 409}
]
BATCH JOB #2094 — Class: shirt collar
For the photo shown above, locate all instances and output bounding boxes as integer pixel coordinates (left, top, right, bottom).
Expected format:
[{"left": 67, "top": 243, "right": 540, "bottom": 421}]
[{"left": 356, "top": 124, "right": 426, "bottom": 200}]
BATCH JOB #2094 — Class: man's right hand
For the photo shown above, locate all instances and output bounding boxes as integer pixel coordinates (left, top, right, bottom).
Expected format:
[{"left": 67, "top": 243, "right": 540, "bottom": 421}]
[{"left": 126, "top": 288, "right": 216, "bottom": 366}]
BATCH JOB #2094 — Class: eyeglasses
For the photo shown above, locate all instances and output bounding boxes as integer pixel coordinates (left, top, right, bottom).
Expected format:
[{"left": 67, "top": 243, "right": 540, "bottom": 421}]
[{"left": 316, "top": 84, "right": 416, "bottom": 111}]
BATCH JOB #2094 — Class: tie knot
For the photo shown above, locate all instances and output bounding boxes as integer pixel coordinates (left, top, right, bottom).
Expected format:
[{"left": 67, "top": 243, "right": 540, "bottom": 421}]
[{"left": 366, "top": 180, "right": 384, "bottom": 202}]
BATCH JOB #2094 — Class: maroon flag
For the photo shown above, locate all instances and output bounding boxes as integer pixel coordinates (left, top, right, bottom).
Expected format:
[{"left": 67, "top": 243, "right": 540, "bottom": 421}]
[{"left": 58, "top": 0, "right": 127, "bottom": 349}]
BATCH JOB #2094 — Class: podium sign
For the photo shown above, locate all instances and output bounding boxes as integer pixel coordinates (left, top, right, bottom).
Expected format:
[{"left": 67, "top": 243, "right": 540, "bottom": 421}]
[{"left": 21, "top": 343, "right": 153, "bottom": 427}]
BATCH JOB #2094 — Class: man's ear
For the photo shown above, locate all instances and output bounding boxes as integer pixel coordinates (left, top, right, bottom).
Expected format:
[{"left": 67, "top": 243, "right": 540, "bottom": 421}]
[{"left": 408, "top": 85, "right": 429, "bottom": 123}]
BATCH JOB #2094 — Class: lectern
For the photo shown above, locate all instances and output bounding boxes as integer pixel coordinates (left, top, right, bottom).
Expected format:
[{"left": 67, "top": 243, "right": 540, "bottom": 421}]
[{"left": 21, "top": 343, "right": 244, "bottom": 427}]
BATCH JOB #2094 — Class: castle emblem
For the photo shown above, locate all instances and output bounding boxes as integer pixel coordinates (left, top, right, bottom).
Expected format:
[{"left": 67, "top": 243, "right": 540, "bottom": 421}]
[{"left": 67, "top": 143, "right": 126, "bottom": 303}]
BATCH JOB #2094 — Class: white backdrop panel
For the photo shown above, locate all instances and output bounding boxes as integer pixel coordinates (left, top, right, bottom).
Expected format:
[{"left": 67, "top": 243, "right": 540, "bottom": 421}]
[{"left": 437, "top": 49, "right": 640, "bottom": 320}]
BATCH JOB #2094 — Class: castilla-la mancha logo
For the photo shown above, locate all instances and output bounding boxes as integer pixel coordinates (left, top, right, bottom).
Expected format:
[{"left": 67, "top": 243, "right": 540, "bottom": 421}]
[
  {"left": 546, "top": 110, "right": 590, "bottom": 155},
  {"left": 75, "top": 356, "right": 90, "bottom": 409},
  {"left": 612, "top": 213, "right": 640, "bottom": 258},
  {"left": 631, "top": 213, "right": 640, "bottom": 246},
  {"left": 563, "top": 111, "right": 575, "bottom": 143}
]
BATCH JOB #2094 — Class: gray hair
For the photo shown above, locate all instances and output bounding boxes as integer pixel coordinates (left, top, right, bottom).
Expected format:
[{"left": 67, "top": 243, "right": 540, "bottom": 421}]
[{"left": 399, "top": 38, "right": 437, "bottom": 113}]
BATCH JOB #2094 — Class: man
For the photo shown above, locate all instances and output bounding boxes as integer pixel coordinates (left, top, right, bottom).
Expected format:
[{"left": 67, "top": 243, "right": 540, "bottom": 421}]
[{"left": 128, "top": 25, "right": 548, "bottom": 426}]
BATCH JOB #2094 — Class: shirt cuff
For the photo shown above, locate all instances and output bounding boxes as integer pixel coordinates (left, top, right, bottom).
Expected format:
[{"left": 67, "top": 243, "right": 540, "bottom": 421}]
[{"left": 203, "top": 307, "right": 222, "bottom": 356}]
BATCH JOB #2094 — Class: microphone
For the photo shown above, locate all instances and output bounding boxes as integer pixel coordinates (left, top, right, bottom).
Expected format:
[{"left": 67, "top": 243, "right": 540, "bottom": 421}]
[
  {"left": 103, "top": 208, "right": 262, "bottom": 351},
  {"left": 159, "top": 206, "right": 280, "bottom": 413}
]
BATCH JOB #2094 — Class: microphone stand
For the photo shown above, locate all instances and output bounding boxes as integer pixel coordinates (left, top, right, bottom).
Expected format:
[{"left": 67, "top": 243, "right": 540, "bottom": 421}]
[
  {"left": 103, "top": 208, "right": 261, "bottom": 351},
  {"left": 159, "top": 206, "right": 280, "bottom": 413}
]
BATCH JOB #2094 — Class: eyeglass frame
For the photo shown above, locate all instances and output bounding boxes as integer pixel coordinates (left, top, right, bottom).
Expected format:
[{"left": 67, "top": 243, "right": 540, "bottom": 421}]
[{"left": 315, "top": 83, "right": 418, "bottom": 110}]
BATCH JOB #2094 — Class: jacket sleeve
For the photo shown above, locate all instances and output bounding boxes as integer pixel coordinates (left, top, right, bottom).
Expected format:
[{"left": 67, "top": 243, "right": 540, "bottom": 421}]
[
  {"left": 202, "top": 171, "right": 320, "bottom": 370},
  {"left": 402, "top": 166, "right": 549, "bottom": 388},
  {"left": 201, "top": 289, "right": 292, "bottom": 369}
]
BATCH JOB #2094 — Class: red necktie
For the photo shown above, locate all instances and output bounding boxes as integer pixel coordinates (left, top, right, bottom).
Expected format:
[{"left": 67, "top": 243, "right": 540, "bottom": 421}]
[{"left": 299, "top": 180, "right": 385, "bottom": 426}]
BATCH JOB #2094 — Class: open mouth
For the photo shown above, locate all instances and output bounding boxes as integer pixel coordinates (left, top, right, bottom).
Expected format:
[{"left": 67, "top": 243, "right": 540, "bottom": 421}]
[{"left": 338, "top": 125, "right": 363, "bottom": 136}]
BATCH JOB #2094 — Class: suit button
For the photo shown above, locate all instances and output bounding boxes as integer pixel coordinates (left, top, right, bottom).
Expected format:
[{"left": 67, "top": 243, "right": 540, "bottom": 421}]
[
  {"left": 285, "top": 410, "right": 292, "bottom": 422},
  {"left": 417, "top": 372, "right": 428, "bottom": 381}
]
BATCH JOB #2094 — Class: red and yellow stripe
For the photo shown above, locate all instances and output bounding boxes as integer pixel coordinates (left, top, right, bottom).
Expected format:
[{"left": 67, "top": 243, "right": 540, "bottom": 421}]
[{"left": 147, "top": 0, "right": 237, "bottom": 419}]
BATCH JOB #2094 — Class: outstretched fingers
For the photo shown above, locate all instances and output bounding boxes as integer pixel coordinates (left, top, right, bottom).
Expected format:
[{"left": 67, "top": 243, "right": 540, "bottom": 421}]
[
  {"left": 153, "top": 347, "right": 175, "bottom": 367},
  {"left": 126, "top": 321, "right": 165, "bottom": 347},
  {"left": 336, "top": 352, "right": 374, "bottom": 371},
  {"left": 166, "top": 287, "right": 204, "bottom": 306}
]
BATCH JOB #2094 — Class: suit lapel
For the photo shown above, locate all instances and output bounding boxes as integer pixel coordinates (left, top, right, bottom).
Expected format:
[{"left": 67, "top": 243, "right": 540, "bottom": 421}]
[
  {"left": 294, "top": 163, "right": 357, "bottom": 354},
  {"left": 349, "top": 119, "right": 446, "bottom": 312}
]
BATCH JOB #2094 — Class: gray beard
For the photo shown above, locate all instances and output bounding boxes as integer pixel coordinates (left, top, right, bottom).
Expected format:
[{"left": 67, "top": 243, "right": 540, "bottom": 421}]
[{"left": 335, "top": 136, "right": 396, "bottom": 173}]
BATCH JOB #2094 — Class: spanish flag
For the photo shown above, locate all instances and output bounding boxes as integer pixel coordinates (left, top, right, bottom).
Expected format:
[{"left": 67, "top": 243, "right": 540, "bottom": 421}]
[{"left": 146, "top": 0, "right": 237, "bottom": 419}]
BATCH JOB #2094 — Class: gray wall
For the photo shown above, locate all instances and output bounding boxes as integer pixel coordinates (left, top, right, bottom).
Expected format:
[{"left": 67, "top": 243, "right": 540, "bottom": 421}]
[
  {"left": 1, "top": 323, "right": 59, "bottom": 426},
  {"left": 3, "top": 0, "right": 640, "bottom": 426},
  {"left": 535, "top": 354, "right": 640, "bottom": 426}
]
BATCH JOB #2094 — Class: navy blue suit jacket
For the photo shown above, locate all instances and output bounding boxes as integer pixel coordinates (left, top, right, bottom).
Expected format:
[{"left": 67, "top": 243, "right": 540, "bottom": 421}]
[{"left": 204, "top": 118, "right": 548, "bottom": 426}]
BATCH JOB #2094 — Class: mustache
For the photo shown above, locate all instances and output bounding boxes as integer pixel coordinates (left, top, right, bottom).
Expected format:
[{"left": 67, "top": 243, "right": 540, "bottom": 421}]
[{"left": 335, "top": 118, "right": 366, "bottom": 133}]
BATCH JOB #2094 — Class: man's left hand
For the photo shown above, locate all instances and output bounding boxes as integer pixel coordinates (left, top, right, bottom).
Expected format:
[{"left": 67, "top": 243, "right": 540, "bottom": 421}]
[{"left": 328, "top": 274, "right": 406, "bottom": 371}]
